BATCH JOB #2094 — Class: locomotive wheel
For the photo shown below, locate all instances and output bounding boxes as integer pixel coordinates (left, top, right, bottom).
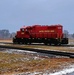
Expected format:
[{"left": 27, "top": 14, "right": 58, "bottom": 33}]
[
  {"left": 22, "top": 42, "right": 24, "bottom": 44},
  {"left": 13, "top": 40, "right": 17, "bottom": 44},
  {"left": 28, "top": 42, "right": 31, "bottom": 45},
  {"left": 24, "top": 42, "right": 28, "bottom": 45},
  {"left": 54, "top": 43, "right": 58, "bottom": 46},
  {"left": 49, "top": 43, "right": 51, "bottom": 46},
  {"left": 17, "top": 42, "right": 20, "bottom": 44},
  {"left": 44, "top": 42, "right": 48, "bottom": 45},
  {"left": 58, "top": 43, "right": 61, "bottom": 46}
]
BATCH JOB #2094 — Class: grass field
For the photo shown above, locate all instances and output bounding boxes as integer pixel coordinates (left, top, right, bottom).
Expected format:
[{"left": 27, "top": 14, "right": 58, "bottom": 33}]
[
  {"left": 0, "top": 39, "right": 12, "bottom": 43},
  {"left": 0, "top": 50, "right": 73, "bottom": 75}
]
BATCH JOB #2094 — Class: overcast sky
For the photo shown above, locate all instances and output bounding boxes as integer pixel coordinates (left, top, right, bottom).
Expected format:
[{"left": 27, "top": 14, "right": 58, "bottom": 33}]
[{"left": 0, "top": 0, "right": 74, "bottom": 33}]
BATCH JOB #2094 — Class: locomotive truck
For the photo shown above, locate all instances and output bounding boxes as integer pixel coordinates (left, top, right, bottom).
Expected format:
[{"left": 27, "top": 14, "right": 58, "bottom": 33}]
[{"left": 13, "top": 24, "right": 68, "bottom": 45}]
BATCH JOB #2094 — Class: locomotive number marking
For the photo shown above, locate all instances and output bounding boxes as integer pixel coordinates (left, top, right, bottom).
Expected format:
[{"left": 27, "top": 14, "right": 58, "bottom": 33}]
[{"left": 39, "top": 30, "right": 54, "bottom": 32}]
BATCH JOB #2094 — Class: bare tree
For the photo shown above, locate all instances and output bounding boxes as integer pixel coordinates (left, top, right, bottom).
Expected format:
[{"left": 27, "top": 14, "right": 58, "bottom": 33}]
[
  {"left": 72, "top": 33, "right": 74, "bottom": 38},
  {"left": 63, "top": 30, "right": 69, "bottom": 38}
]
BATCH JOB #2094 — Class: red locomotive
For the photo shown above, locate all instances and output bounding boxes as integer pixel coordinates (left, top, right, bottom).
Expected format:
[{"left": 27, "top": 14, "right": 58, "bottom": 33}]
[{"left": 13, "top": 24, "right": 68, "bottom": 45}]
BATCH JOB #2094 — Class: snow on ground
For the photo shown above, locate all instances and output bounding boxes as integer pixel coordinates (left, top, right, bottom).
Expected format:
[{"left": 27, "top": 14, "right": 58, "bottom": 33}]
[
  {"left": 69, "top": 47, "right": 74, "bottom": 49},
  {"left": 4, "top": 48, "right": 72, "bottom": 59},
  {"left": 4, "top": 49, "right": 62, "bottom": 58},
  {"left": 4, "top": 49, "right": 37, "bottom": 54},
  {"left": 69, "top": 42, "right": 74, "bottom": 45},
  {"left": 49, "top": 65, "right": 74, "bottom": 75},
  {"left": 0, "top": 43, "right": 6, "bottom": 45}
]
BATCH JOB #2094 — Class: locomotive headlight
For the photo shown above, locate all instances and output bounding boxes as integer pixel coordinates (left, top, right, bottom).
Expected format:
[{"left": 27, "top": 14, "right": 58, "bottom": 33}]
[{"left": 45, "top": 38, "right": 47, "bottom": 39}]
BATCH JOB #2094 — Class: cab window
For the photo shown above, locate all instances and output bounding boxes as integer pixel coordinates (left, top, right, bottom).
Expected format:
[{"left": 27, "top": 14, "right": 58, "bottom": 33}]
[{"left": 21, "top": 28, "right": 24, "bottom": 32}]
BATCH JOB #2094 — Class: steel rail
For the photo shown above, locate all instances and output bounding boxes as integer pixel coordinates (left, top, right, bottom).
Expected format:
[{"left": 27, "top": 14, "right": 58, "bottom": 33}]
[
  {"left": 0, "top": 42, "right": 74, "bottom": 47},
  {"left": 0, "top": 45, "right": 74, "bottom": 58}
]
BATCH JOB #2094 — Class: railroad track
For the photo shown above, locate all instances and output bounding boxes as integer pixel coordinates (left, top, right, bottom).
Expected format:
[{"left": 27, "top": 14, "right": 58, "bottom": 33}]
[
  {"left": 0, "top": 42, "right": 74, "bottom": 58},
  {"left": 0, "top": 42, "right": 74, "bottom": 47}
]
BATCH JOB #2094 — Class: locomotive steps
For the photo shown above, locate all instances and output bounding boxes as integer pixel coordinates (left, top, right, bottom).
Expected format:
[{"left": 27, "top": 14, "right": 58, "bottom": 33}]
[{"left": 0, "top": 43, "right": 74, "bottom": 58}]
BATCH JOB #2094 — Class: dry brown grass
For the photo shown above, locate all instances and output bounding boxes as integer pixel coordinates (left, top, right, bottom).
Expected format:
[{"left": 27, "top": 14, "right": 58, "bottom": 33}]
[
  {"left": 69, "top": 38, "right": 74, "bottom": 42},
  {"left": 0, "top": 39, "right": 12, "bottom": 43},
  {"left": 0, "top": 51, "right": 73, "bottom": 74}
]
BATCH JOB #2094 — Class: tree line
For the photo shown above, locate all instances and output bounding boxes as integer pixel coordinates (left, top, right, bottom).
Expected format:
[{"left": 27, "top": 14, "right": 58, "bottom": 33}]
[
  {"left": 0, "top": 29, "right": 15, "bottom": 39},
  {"left": 64, "top": 30, "right": 74, "bottom": 38}
]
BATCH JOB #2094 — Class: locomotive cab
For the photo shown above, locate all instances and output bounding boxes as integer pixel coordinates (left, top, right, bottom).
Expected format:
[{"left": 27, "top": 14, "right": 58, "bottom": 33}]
[{"left": 13, "top": 27, "right": 30, "bottom": 44}]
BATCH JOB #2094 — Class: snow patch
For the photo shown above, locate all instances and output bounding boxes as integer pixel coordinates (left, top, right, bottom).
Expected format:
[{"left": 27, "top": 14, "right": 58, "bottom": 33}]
[
  {"left": 69, "top": 42, "right": 74, "bottom": 45},
  {"left": 4, "top": 49, "right": 37, "bottom": 54},
  {"left": 0, "top": 43, "right": 5, "bottom": 45},
  {"left": 49, "top": 65, "right": 74, "bottom": 75},
  {"left": 69, "top": 47, "right": 74, "bottom": 49}
]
